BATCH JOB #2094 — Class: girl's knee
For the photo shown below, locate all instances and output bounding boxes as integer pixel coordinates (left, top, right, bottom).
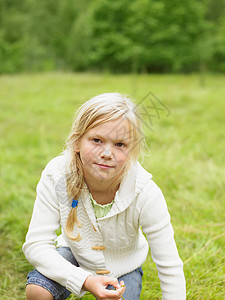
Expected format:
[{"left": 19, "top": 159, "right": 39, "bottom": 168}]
[{"left": 26, "top": 284, "right": 54, "bottom": 300}]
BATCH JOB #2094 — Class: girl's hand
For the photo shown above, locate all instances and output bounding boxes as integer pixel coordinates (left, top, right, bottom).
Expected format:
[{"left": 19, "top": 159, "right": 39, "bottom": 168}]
[{"left": 83, "top": 275, "right": 126, "bottom": 300}]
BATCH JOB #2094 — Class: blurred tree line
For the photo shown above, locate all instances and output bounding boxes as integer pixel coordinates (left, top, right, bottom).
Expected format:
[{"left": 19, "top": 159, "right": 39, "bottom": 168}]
[{"left": 0, "top": 0, "right": 225, "bottom": 74}]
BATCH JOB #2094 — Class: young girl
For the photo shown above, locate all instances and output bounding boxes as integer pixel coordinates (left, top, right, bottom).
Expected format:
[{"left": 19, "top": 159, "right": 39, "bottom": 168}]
[{"left": 23, "top": 93, "right": 186, "bottom": 300}]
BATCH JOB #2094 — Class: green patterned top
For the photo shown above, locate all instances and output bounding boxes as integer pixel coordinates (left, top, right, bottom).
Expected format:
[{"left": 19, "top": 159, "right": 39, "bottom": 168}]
[{"left": 90, "top": 193, "right": 114, "bottom": 219}]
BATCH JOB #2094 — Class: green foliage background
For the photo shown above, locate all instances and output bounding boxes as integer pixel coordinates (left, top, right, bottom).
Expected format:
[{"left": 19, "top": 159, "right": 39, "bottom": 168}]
[{"left": 0, "top": 0, "right": 225, "bottom": 74}]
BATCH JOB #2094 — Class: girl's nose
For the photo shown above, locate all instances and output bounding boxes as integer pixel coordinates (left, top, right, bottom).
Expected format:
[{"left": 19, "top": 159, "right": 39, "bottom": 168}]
[{"left": 100, "top": 147, "right": 112, "bottom": 159}]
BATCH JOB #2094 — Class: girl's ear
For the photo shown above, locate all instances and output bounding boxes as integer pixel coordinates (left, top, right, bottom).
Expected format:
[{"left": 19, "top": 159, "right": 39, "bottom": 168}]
[{"left": 74, "top": 141, "right": 80, "bottom": 153}]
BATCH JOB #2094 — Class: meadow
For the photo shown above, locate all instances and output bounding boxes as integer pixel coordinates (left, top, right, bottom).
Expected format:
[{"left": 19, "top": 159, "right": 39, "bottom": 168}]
[{"left": 0, "top": 72, "right": 224, "bottom": 299}]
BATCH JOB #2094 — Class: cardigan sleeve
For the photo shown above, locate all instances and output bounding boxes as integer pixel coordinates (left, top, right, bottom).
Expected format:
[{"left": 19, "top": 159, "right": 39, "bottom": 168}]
[
  {"left": 22, "top": 166, "right": 92, "bottom": 297},
  {"left": 139, "top": 180, "right": 186, "bottom": 300}
]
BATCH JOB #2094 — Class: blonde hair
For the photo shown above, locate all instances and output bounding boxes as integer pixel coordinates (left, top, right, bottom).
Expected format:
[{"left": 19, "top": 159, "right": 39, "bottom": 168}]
[{"left": 65, "top": 93, "right": 143, "bottom": 240}]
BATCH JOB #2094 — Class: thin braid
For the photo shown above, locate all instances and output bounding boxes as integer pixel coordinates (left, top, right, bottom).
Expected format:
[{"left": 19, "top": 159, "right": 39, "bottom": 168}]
[
  {"left": 65, "top": 153, "right": 83, "bottom": 241},
  {"left": 65, "top": 206, "right": 82, "bottom": 241}
]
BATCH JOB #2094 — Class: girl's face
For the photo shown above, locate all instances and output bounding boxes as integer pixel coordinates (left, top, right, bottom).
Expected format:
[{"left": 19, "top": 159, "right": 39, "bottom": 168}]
[{"left": 75, "top": 117, "right": 132, "bottom": 187}]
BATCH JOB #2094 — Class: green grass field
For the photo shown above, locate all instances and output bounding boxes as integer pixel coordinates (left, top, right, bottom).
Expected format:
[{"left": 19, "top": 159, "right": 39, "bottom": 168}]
[{"left": 0, "top": 72, "right": 224, "bottom": 299}]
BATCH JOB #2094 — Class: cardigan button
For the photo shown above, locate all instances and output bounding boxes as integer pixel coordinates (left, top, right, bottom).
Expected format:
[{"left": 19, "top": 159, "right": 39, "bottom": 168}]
[
  {"left": 96, "top": 270, "right": 110, "bottom": 275},
  {"left": 92, "top": 246, "right": 106, "bottom": 250}
]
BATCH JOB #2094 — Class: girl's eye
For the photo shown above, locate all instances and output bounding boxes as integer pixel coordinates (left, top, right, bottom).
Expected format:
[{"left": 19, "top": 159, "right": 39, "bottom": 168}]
[
  {"left": 93, "top": 138, "right": 102, "bottom": 144},
  {"left": 115, "top": 142, "right": 125, "bottom": 148}
]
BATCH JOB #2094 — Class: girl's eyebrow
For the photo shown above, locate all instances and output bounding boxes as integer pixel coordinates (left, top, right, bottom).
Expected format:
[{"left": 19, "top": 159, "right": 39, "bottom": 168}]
[
  {"left": 87, "top": 132, "right": 105, "bottom": 139},
  {"left": 88, "top": 132, "right": 130, "bottom": 143}
]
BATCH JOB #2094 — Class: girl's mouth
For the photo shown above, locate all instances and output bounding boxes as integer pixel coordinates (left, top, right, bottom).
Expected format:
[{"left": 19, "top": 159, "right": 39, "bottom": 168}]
[{"left": 95, "top": 163, "right": 114, "bottom": 169}]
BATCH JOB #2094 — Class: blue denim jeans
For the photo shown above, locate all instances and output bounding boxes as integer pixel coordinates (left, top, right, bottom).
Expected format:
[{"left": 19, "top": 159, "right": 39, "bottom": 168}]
[{"left": 26, "top": 247, "right": 143, "bottom": 300}]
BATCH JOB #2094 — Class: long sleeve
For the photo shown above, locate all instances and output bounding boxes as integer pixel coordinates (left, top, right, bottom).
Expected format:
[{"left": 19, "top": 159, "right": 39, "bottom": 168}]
[
  {"left": 139, "top": 181, "right": 186, "bottom": 300},
  {"left": 22, "top": 168, "right": 91, "bottom": 297}
]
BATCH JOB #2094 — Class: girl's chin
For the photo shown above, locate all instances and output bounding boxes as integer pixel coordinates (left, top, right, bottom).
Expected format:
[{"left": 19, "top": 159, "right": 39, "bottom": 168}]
[
  {"left": 89, "top": 170, "right": 118, "bottom": 183},
  {"left": 91, "top": 173, "right": 114, "bottom": 182}
]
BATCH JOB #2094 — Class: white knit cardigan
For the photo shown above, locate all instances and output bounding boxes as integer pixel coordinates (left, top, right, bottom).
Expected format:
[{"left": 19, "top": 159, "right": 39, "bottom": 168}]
[{"left": 23, "top": 153, "right": 186, "bottom": 299}]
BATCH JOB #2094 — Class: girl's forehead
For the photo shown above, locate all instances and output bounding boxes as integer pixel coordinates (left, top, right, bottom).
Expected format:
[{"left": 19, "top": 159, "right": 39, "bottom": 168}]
[{"left": 88, "top": 118, "right": 131, "bottom": 140}]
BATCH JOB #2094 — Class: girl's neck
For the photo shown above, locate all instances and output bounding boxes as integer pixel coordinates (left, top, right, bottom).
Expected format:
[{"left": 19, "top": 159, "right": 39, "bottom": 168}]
[{"left": 87, "top": 182, "right": 119, "bottom": 205}]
